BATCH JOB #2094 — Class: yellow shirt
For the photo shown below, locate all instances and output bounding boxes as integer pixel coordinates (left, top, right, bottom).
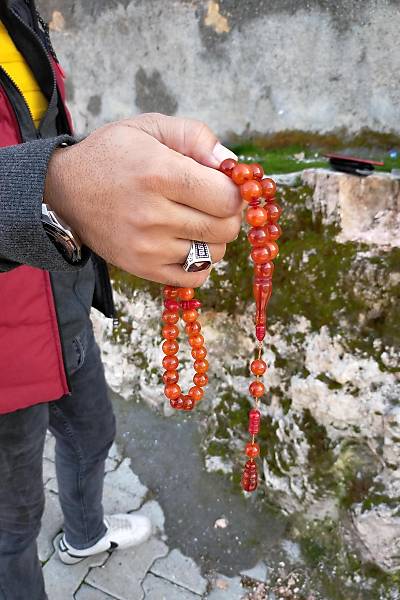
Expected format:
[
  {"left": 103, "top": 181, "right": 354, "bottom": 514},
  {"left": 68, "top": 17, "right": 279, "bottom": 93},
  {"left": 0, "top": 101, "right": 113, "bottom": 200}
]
[{"left": 0, "top": 20, "right": 48, "bottom": 129}]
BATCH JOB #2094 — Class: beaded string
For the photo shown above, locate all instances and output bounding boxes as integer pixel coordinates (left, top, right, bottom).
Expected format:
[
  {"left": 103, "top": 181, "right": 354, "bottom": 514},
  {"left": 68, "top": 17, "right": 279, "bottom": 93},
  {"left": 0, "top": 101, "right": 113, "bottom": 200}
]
[{"left": 161, "top": 159, "right": 280, "bottom": 493}]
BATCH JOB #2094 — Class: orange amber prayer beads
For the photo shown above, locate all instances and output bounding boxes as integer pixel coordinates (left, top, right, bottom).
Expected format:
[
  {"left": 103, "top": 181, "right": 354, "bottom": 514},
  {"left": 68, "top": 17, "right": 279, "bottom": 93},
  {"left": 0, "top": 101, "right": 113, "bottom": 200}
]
[{"left": 161, "top": 158, "right": 281, "bottom": 494}]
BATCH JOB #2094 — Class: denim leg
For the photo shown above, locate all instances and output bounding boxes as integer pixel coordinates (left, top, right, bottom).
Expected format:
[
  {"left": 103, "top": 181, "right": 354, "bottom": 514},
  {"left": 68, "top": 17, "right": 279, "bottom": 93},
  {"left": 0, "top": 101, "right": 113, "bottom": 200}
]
[
  {"left": 48, "top": 325, "right": 116, "bottom": 549},
  {"left": 0, "top": 404, "right": 48, "bottom": 600}
]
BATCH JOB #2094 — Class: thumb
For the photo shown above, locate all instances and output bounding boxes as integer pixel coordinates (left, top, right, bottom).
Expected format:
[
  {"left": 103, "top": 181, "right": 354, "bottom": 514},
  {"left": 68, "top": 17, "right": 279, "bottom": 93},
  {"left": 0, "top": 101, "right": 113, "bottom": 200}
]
[{"left": 132, "top": 112, "right": 238, "bottom": 169}]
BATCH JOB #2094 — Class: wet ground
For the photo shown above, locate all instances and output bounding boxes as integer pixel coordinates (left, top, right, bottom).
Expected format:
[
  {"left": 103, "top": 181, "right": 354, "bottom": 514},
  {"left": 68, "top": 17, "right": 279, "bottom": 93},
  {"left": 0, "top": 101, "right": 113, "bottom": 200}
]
[{"left": 111, "top": 390, "right": 289, "bottom": 578}]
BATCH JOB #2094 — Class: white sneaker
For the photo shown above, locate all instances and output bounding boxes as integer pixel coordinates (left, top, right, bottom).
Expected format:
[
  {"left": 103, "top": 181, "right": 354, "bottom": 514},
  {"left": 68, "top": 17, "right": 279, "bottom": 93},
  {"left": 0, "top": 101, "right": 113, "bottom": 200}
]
[{"left": 58, "top": 513, "right": 152, "bottom": 565}]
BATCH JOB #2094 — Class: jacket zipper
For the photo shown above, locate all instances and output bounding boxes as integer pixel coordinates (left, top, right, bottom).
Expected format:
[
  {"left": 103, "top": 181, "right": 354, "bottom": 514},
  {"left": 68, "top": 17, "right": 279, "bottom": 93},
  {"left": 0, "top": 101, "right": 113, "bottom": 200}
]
[{"left": 0, "top": 65, "right": 38, "bottom": 141}]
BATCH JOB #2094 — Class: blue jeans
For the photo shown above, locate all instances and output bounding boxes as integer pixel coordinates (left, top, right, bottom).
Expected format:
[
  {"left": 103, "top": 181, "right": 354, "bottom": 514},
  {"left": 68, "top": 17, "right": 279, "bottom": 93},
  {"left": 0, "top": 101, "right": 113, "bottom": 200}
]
[{"left": 0, "top": 323, "right": 116, "bottom": 600}]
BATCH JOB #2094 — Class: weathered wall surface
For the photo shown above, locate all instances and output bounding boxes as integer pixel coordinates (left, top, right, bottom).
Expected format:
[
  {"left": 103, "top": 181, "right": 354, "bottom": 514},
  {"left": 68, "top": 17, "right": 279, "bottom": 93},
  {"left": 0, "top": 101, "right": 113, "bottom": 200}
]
[{"left": 37, "top": 0, "right": 400, "bottom": 138}]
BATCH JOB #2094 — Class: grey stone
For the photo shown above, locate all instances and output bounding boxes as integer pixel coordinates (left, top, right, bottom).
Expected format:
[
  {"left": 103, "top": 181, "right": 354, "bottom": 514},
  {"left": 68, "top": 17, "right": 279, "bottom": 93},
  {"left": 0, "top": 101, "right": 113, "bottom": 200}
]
[
  {"left": 45, "top": 477, "right": 59, "bottom": 494},
  {"left": 150, "top": 549, "right": 207, "bottom": 595},
  {"left": 135, "top": 500, "right": 165, "bottom": 535},
  {"left": 75, "top": 583, "right": 116, "bottom": 599},
  {"left": 142, "top": 573, "right": 202, "bottom": 600},
  {"left": 86, "top": 538, "right": 168, "bottom": 600},
  {"left": 42, "top": 458, "right": 56, "bottom": 484},
  {"left": 43, "top": 434, "right": 55, "bottom": 462},
  {"left": 240, "top": 561, "right": 268, "bottom": 583},
  {"left": 43, "top": 535, "right": 109, "bottom": 599},
  {"left": 38, "top": 491, "right": 63, "bottom": 563},
  {"left": 103, "top": 458, "right": 148, "bottom": 515},
  {"left": 206, "top": 575, "right": 245, "bottom": 600}
]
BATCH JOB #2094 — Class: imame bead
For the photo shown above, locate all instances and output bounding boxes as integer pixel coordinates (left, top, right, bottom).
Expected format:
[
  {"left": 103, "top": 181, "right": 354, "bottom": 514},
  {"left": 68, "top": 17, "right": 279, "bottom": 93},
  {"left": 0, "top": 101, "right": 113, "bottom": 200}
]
[
  {"left": 251, "top": 359, "right": 267, "bottom": 376},
  {"left": 189, "top": 386, "right": 204, "bottom": 402},
  {"left": 189, "top": 334, "right": 204, "bottom": 348},
  {"left": 251, "top": 163, "right": 264, "bottom": 180},
  {"left": 246, "top": 206, "right": 268, "bottom": 227},
  {"left": 245, "top": 442, "right": 260, "bottom": 458},
  {"left": 261, "top": 177, "right": 277, "bottom": 200},
  {"left": 247, "top": 226, "right": 269, "bottom": 247},
  {"left": 265, "top": 203, "right": 282, "bottom": 223},
  {"left": 177, "top": 287, "right": 194, "bottom": 301},
  {"left": 164, "top": 383, "right": 181, "bottom": 400},
  {"left": 219, "top": 158, "right": 238, "bottom": 177},
  {"left": 163, "top": 286, "right": 178, "bottom": 299},
  {"left": 194, "top": 359, "right": 209, "bottom": 374},
  {"left": 182, "top": 395, "right": 195, "bottom": 411},
  {"left": 162, "top": 310, "right": 179, "bottom": 325},
  {"left": 185, "top": 321, "right": 201, "bottom": 336},
  {"left": 162, "top": 355, "right": 179, "bottom": 370},
  {"left": 266, "top": 223, "right": 282, "bottom": 241},
  {"left": 251, "top": 246, "right": 271, "bottom": 265},
  {"left": 162, "top": 370, "right": 179, "bottom": 385},
  {"left": 182, "top": 309, "right": 198, "bottom": 323},
  {"left": 162, "top": 324, "right": 179, "bottom": 340},
  {"left": 191, "top": 346, "right": 207, "bottom": 360},
  {"left": 162, "top": 340, "right": 179, "bottom": 355},
  {"left": 240, "top": 180, "right": 263, "bottom": 203},
  {"left": 249, "top": 380, "right": 265, "bottom": 398},
  {"left": 193, "top": 373, "right": 208, "bottom": 387},
  {"left": 265, "top": 241, "right": 279, "bottom": 260},
  {"left": 232, "top": 163, "right": 253, "bottom": 185}
]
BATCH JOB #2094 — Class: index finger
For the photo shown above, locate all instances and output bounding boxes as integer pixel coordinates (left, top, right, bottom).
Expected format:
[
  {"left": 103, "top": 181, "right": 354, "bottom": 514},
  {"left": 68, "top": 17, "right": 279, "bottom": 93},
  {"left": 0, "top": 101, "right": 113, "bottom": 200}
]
[{"left": 160, "top": 151, "right": 243, "bottom": 219}]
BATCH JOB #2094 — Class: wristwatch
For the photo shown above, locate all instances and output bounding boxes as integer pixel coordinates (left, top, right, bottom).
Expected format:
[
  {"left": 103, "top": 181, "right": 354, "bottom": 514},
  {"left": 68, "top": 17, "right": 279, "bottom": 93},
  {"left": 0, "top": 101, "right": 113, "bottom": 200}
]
[{"left": 41, "top": 203, "right": 82, "bottom": 264}]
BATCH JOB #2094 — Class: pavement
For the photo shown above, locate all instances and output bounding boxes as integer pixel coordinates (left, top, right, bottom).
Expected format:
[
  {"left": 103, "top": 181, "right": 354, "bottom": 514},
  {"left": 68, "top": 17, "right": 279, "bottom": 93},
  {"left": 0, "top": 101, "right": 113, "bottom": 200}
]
[{"left": 40, "top": 433, "right": 275, "bottom": 600}]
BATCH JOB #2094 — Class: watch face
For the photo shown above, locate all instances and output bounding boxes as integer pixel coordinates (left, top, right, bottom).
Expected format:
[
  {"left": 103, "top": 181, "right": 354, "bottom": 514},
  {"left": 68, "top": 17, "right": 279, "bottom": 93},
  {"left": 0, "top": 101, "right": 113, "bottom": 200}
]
[{"left": 41, "top": 204, "right": 82, "bottom": 264}]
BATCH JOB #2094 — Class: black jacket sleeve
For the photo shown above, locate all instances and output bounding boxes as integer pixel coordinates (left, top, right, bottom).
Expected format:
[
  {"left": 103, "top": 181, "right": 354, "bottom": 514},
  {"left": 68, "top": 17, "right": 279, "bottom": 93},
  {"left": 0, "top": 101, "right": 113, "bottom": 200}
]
[{"left": 0, "top": 135, "right": 91, "bottom": 272}]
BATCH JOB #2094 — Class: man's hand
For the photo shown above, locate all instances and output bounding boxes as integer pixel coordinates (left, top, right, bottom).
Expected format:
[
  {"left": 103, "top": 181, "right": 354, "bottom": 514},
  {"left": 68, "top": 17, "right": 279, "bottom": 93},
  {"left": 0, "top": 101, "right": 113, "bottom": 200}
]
[{"left": 44, "top": 113, "right": 242, "bottom": 287}]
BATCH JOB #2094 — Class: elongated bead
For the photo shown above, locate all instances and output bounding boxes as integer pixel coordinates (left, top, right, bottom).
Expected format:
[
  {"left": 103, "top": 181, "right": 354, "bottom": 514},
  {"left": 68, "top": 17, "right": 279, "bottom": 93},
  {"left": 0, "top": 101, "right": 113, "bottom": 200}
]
[
  {"left": 248, "top": 409, "right": 261, "bottom": 435},
  {"left": 241, "top": 460, "right": 258, "bottom": 492},
  {"left": 164, "top": 300, "right": 180, "bottom": 311}
]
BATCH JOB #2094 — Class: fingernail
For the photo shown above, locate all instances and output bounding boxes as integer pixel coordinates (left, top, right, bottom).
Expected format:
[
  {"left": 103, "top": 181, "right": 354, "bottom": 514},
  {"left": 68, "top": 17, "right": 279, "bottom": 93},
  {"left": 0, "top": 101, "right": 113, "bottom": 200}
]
[{"left": 211, "top": 142, "right": 238, "bottom": 167}]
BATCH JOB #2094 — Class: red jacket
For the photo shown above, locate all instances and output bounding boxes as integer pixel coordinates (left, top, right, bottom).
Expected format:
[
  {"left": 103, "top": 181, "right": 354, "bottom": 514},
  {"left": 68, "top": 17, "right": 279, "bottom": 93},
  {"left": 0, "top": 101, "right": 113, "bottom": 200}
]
[{"left": 0, "top": 0, "right": 114, "bottom": 414}]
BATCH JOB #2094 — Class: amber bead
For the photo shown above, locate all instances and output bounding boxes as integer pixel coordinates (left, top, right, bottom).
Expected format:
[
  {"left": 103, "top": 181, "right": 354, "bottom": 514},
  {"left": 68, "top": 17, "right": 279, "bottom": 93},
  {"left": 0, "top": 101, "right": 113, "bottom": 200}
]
[
  {"left": 185, "top": 321, "right": 201, "bottom": 336},
  {"left": 251, "top": 163, "right": 264, "bottom": 180},
  {"left": 249, "top": 381, "right": 265, "bottom": 398},
  {"left": 182, "top": 395, "right": 195, "bottom": 411},
  {"left": 170, "top": 394, "right": 184, "bottom": 410},
  {"left": 162, "top": 310, "right": 179, "bottom": 325},
  {"left": 265, "top": 203, "right": 282, "bottom": 223},
  {"left": 162, "top": 340, "right": 179, "bottom": 355},
  {"left": 163, "top": 370, "right": 179, "bottom": 385},
  {"left": 183, "top": 309, "right": 198, "bottom": 323},
  {"left": 219, "top": 158, "right": 238, "bottom": 177},
  {"left": 261, "top": 177, "right": 277, "bottom": 200},
  {"left": 164, "top": 383, "right": 181, "bottom": 400},
  {"left": 248, "top": 409, "right": 261, "bottom": 435},
  {"left": 251, "top": 246, "right": 271, "bottom": 264},
  {"left": 189, "top": 386, "right": 204, "bottom": 402},
  {"left": 247, "top": 226, "right": 269, "bottom": 247},
  {"left": 162, "top": 324, "right": 179, "bottom": 340},
  {"left": 232, "top": 163, "right": 253, "bottom": 185},
  {"left": 163, "top": 286, "right": 178, "bottom": 299},
  {"left": 189, "top": 334, "right": 204, "bottom": 348},
  {"left": 194, "top": 359, "right": 209, "bottom": 374},
  {"left": 193, "top": 373, "right": 208, "bottom": 387},
  {"left": 246, "top": 206, "right": 268, "bottom": 227},
  {"left": 164, "top": 299, "right": 180, "bottom": 312},
  {"left": 162, "top": 355, "right": 179, "bottom": 370},
  {"left": 266, "top": 223, "right": 282, "bottom": 241},
  {"left": 245, "top": 442, "right": 260, "bottom": 458},
  {"left": 177, "top": 287, "right": 194, "bottom": 300},
  {"left": 240, "top": 180, "right": 263, "bottom": 203},
  {"left": 191, "top": 346, "right": 207, "bottom": 360},
  {"left": 265, "top": 241, "right": 279, "bottom": 260},
  {"left": 241, "top": 460, "right": 258, "bottom": 492},
  {"left": 251, "top": 359, "right": 267, "bottom": 376},
  {"left": 254, "top": 261, "right": 274, "bottom": 279}
]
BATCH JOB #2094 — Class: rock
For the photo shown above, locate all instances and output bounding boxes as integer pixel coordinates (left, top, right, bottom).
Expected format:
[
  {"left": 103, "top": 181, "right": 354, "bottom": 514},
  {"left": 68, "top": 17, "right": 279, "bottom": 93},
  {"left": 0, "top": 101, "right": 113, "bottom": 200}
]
[
  {"left": 142, "top": 573, "right": 202, "bottom": 599},
  {"left": 150, "top": 548, "right": 208, "bottom": 595},
  {"left": 102, "top": 458, "right": 148, "bottom": 514},
  {"left": 206, "top": 575, "right": 244, "bottom": 599}
]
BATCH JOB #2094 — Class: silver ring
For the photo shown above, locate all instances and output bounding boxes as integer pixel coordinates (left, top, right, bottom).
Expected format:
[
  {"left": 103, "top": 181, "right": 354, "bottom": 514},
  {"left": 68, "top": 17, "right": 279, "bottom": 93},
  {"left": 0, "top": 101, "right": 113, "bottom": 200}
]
[{"left": 183, "top": 240, "right": 212, "bottom": 272}]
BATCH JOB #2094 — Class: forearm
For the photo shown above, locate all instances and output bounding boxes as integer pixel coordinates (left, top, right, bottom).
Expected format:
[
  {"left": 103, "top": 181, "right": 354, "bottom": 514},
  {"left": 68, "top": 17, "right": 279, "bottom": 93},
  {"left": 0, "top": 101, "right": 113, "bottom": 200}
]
[{"left": 0, "top": 136, "right": 90, "bottom": 272}]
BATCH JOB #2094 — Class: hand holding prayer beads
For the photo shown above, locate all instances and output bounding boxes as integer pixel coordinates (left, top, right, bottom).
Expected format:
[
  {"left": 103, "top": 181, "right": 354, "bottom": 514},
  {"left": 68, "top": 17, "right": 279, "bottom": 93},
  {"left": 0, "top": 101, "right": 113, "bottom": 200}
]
[{"left": 161, "top": 158, "right": 281, "bottom": 494}]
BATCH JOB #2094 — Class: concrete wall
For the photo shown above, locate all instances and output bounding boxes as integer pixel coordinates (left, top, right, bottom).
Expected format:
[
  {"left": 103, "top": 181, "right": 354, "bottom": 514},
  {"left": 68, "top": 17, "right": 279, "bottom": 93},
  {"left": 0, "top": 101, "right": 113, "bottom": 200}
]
[{"left": 37, "top": 0, "right": 400, "bottom": 138}]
